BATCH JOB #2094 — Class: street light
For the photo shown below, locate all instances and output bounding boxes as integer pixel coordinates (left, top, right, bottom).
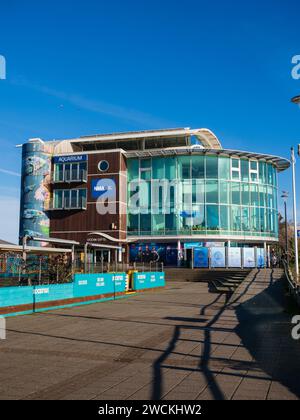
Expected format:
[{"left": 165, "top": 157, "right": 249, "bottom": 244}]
[
  {"left": 281, "top": 191, "right": 289, "bottom": 264},
  {"left": 291, "top": 147, "right": 299, "bottom": 277}
]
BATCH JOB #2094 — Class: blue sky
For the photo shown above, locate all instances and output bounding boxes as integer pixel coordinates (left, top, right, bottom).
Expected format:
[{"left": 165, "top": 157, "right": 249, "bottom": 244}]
[{"left": 0, "top": 0, "right": 300, "bottom": 242}]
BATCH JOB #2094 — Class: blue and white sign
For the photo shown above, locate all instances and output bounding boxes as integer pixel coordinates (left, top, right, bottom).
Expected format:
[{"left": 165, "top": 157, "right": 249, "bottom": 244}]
[
  {"left": 228, "top": 248, "right": 242, "bottom": 268},
  {"left": 211, "top": 247, "right": 226, "bottom": 268},
  {"left": 53, "top": 155, "right": 87, "bottom": 164},
  {"left": 257, "top": 248, "right": 265, "bottom": 268},
  {"left": 91, "top": 179, "right": 116, "bottom": 199},
  {"left": 243, "top": 248, "right": 256, "bottom": 268},
  {"left": 194, "top": 247, "right": 209, "bottom": 268}
]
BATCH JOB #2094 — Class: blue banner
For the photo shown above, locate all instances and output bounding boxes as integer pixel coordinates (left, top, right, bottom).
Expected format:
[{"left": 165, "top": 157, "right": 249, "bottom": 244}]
[
  {"left": 194, "top": 247, "right": 209, "bottom": 268},
  {"left": 211, "top": 247, "right": 226, "bottom": 268}
]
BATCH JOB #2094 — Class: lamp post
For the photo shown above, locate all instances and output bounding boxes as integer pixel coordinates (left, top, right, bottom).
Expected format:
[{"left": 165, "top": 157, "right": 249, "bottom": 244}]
[
  {"left": 281, "top": 191, "right": 289, "bottom": 264},
  {"left": 291, "top": 96, "right": 300, "bottom": 278},
  {"left": 291, "top": 148, "right": 299, "bottom": 277}
]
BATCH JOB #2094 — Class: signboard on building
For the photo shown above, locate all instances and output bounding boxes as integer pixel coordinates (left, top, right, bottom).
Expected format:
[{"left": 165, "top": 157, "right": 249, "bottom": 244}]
[
  {"left": 194, "top": 247, "right": 209, "bottom": 268},
  {"left": 53, "top": 155, "right": 87, "bottom": 164},
  {"left": 211, "top": 247, "right": 226, "bottom": 268},
  {"left": 228, "top": 248, "right": 242, "bottom": 268},
  {"left": 243, "top": 248, "right": 256, "bottom": 268}
]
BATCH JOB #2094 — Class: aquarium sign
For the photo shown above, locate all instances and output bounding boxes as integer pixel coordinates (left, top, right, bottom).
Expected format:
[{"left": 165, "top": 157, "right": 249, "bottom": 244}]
[{"left": 53, "top": 155, "right": 87, "bottom": 164}]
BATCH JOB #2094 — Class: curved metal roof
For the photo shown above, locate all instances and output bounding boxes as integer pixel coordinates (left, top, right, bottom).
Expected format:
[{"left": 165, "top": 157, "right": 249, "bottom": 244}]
[{"left": 125, "top": 146, "right": 290, "bottom": 172}]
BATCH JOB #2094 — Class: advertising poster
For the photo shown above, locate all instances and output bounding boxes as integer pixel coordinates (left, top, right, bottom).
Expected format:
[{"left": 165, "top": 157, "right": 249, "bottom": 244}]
[
  {"left": 228, "top": 248, "right": 242, "bottom": 268},
  {"left": 243, "top": 248, "right": 256, "bottom": 268},
  {"left": 211, "top": 247, "right": 226, "bottom": 268},
  {"left": 194, "top": 247, "right": 209, "bottom": 268},
  {"left": 257, "top": 248, "right": 265, "bottom": 268}
]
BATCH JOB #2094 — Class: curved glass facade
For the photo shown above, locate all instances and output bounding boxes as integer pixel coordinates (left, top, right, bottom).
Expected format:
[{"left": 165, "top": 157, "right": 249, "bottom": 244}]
[{"left": 127, "top": 155, "right": 278, "bottom": 239}]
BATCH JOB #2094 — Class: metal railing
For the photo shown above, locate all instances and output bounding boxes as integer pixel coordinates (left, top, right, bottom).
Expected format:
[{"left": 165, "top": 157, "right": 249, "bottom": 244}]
[
  {"left": 282, "top": 259, "right": 300, "bottom": 306},
  {"left": 0, "top": 254, "right": 73, "bottom": 287}
]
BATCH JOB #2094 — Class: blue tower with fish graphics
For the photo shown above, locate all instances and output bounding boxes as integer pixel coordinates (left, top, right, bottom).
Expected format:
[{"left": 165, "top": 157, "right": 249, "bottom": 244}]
[{"left": 19, "top": 140, "right": 52, "bottom": 246}]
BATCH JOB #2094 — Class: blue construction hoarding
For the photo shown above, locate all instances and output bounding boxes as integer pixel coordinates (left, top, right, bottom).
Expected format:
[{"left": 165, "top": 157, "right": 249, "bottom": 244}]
[{"left": 132, "top": 272, "right": 165, "bottom": 290}]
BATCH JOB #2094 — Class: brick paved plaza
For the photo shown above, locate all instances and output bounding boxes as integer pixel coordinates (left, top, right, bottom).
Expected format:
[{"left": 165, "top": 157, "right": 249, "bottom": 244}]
[{"left": 0, "top": 269, "right": 299, "bottom": 400}]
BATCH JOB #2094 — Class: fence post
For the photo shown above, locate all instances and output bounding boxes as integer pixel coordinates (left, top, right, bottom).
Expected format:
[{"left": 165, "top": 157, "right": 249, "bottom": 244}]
[{"left": 39, "top": 257, "right": 42, "bottom": 285}]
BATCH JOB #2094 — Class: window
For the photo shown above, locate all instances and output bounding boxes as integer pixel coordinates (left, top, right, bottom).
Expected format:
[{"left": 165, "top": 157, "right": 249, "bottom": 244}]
[
  {"left": 206, "top": 205, "right": 219, "bottom": 230},
  {"left": 219, "top": 181, "right": 229, "bottom": 204},
  {"left": 53, "top": 162, "right": 87, "bottom": 182},
  {"left": 241, "top": 160, "right": 249, "bottom": 181},
  {"left": 206, "top": 156, "right": 218, "bottom": 179},
  {"left": 98, "top": 160, "right": 109, "bottom": 172},
  {"left": 192, "top": 156, "right": 205, "bottom": 179},
  {"left": 220, "top": 206, "right": 229, "bottom": 230},
  {"left": 250, "top": 160, "right": 258, "bottom": 182},
  {"left": 206, "top": 181, "right": 218, "bottom": 204},
  {"left": 219, "top": 157, "right": 230, "bottom": 180},
  {"left": 179, "top": 156, "right": 191, "bottom": 179},
  {"left": 231, "top": 158, "right": 240, "bottom": 180},
  {"left": 53, "top": 189, "right": 87, "bottom": 210},
  {"left": 231, "top": 182, "right": 241, "bottom": 205}
]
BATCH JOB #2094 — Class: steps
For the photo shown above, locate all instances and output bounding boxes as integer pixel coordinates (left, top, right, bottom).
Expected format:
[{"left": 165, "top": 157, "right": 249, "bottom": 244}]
[{"left": 165, "top": 268, "right": 251, "bottom": 294}]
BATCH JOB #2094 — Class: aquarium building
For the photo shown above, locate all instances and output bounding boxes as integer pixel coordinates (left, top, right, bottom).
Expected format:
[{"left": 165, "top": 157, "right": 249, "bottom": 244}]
[{"left": 19, "top": 127, "right": 290, "bottom": 267}]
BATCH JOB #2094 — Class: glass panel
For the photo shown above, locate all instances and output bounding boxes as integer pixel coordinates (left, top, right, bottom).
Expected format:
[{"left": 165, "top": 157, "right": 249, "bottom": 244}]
[
  {"left": 260, "top": 208, "right": 267, "bottom": 232},
  {"left": 153, "top": 214, "right": 165, "bottom": 233},
  {"left": 55, "top": 164, "right": 64, "bottom": 182},
  {"left": 128, "top": 214, "right": 139, "bottom": 232},
  {"left": 79, "top": 189, "right": 87, "bottom": 207},
  {"left": 231, "top": 182, "right": 241, "bottom": 205},
  {"left": 64, "top": 190, "right": 70, "bottom": 208},
  {"left": 165, "top": 214, "right": 177, "bottom": 232},
  {"left": 141, "top": 159, "right": 151, "bottom": 169},
  {"left": 251, "top": 207, "right": 259, "bottom": 232},
  {"left": 267, "top": 164, "right": 273, "bottom": 184},
  {"left": 206, "top": 205, "right": 219, "bottom": 230},
  {"left": 71, "top": 164, "right": 79, "bottom": 180},
  {"left": 54, "top": 190, "right": 63, "bottom": 208},
  {"left": 250, "top": 161, "right": 258, "bottom": 171},
  {"left": 192, "top": 180, "right": 205, "bottom": 203},
  {"left": 152, "top": 158, "right": 165, "bottom": 179},
  {"left": 241, "top": 183, "right": 250, "bottom": 206},
  {"left": 232, "top": 158, "right": 240, "bottom": 169},
  {"left": 140, "top": 214, "right": 151, "bottom": 232},
  {"left": 219, "top": 181, "right": 229, "bottom": 204},
  {"left": 250, "top": 184, "right": 259, "bottom": 206},
  {"left": 206, "top": 181, "right": 218, "bottom": 204},
  {"left": 165, "top": 157, "right": 176, "bottom": 180},
  {"left": 220, "top": 205, "right": 229, "bottom": 230},
  {"left": 206, "top": 156, "right": 218, "bottom": 179},
  {"left": 241, "top": 160, "right": 249, "bottom": 181},
  {"left": 71, "top": 190, "right": 78, "bottom": 208},
  {"left": 192, "top": 205, "right": 205, "bottom": 231},
  {"left": 259, "top": 185, "right": 266, "bottom": 207},
  {"left": 127, "top": 159, "right": 139, "bottom": 182},
  {"left": 64, "top": 164, "right": 71, "bottom": 182},
  {"left": 231, "top": 206, "right": 241, "bottom": 231},
  {"left": 241, "top": 207, "right": 250, "bottom": 231},
  {"left": 79, "top": 163, "right": 87, "bottom": 180},
  {"left": 179, "top": 156, "right": 191, "bottom": 179},
  {"left": 192, "top": 156, "right": 205, "bottom": 179},
  {"left": 141, "top": 170, "right": 151, "bottom": 181},
  {"left": 218, "top": 157, "right": 230, "bottom": 179}
]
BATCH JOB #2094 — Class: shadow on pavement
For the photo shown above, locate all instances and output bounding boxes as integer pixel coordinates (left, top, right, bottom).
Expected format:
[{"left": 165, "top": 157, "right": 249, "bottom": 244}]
[{"left": 234, "top": 272, "right": 300, "bottom": 398}]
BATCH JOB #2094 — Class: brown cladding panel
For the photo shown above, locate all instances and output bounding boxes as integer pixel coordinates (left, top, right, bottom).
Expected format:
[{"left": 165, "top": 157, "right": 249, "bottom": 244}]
[{"left": 50, "top": 150, "right": 128, "bottom": 244}]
